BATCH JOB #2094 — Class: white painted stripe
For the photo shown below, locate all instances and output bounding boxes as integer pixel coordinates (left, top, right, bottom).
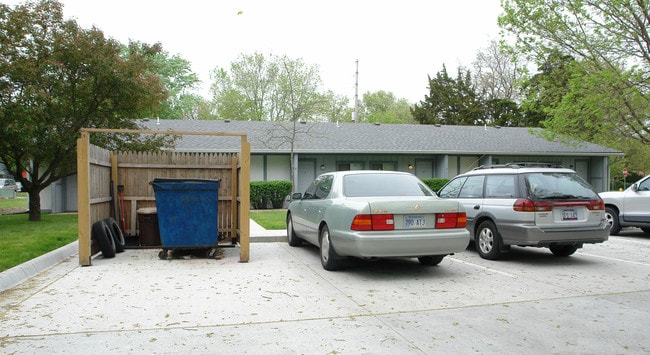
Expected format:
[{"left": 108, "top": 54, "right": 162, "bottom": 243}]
[
  {"left": 450, "top": 257, "right": 517, "bottom": 278},
  {"left": 578, "top": 252, "right": 650, "bottom": 267}
]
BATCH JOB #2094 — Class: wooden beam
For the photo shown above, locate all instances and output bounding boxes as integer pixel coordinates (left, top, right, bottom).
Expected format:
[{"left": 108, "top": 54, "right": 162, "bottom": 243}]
[
  {"left": 239, "top": 137, "right": 251, "bottom": 262},
  {"left": 77, "top": 132, "right": 92, "bottom": 266}
]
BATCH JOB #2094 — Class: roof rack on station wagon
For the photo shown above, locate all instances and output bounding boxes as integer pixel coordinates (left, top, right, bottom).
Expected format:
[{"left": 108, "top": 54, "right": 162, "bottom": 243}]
[{"left": 473, "top": 162, "right": 566, "bottom": 170}]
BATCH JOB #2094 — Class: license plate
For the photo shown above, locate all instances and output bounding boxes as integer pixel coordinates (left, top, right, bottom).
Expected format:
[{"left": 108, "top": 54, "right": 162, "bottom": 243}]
[
  {"left": 404, "top": 215, "right": 426, "bottom": 228},
  {"left": 561, "top": 209, "right": 578, "bottom": 221}
]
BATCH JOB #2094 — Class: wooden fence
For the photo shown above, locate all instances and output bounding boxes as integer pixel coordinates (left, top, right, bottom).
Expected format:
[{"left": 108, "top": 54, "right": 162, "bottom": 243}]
[{"left": 77, "top": 128, "right": 251, "bottom": 266}]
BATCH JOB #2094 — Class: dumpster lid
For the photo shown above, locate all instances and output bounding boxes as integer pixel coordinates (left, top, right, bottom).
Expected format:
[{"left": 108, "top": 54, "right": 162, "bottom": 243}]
[{"left": 151, "top": 178, "right": 220, "bottom": 184}]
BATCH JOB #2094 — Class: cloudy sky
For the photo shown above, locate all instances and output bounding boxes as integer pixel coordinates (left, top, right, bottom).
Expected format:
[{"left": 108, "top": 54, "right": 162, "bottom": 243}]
[{"left": 6, "top": 0, "right": 503, "bottom": 103}]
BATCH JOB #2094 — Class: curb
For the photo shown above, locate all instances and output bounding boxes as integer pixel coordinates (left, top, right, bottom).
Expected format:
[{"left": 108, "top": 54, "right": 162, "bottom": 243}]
[{"left": 0, "top": 240, "right": 79, "bottom": 292}]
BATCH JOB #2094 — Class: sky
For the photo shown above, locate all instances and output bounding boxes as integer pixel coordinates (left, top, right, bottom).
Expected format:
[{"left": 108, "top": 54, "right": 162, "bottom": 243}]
[{"left": 6, "top": 0, "right": 503, "bottom": 104}]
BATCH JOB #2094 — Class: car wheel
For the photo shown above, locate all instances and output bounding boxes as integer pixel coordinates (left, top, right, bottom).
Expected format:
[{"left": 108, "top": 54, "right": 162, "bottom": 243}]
[
  {"left": 92, "top": 220, "right": 116, "bottom": 258},
  {"left": 549, "top": 244, "right": 578, "bottom": 257},
  {"left": 286, "top": 213, "right": 302, "bottom": 247},
  {"left": 605, "top": 207, "right": 621, "bottom": 235},
  {"left": 104, "top": 217, "right": 125, "bottom": 253},
  {"left": 418, "top": 255, "right": 445, "bottom": 266},
  {"left": 476, "top": 220, "right": 502, "bottom": 260},
  {"left": 641, "top": 227, "right": 650, "bottom": 235},
  {"left": 319, "top": 224, "right": 344, "bottom": 271}
]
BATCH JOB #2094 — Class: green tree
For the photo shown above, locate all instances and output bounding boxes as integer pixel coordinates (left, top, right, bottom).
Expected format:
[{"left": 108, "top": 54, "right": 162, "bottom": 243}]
[
  {"left": 209, "top": 52, "right": 348, "bottom": 122},
  {"left": 361, "top": 91, "right": 415, "bottom": 124},
  {"left": 520, "top": 50, "right": 577, "bottom": 128},
  {"left": 149, "top": 49, "right": 204, "bottom": 120},
  {"left": 210, "top": 52, "right": 277, "bottom": 121},
  {"left": 0, "top": 0, "right": 172, "bottom": 221},
  {"left": 275, "top": 55, "right": 323, "bottom": 122},
  {"left": 411, "top": 65, "right": 485, "bottom": 125},
  {"left": 499, "top": 0, "right": 650, "bottom": 145},
  {"left": 318, "top": 90, "right": 352, "bottom": 123}
]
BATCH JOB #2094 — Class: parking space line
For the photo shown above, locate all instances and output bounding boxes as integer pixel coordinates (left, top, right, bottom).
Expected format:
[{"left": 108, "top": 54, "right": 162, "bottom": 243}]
[
  {"left": 450, "top": 258, "right": 517, "bottom": 278},
  {"left": 578, "top": 252, "right": 650, "bottom": 267}
]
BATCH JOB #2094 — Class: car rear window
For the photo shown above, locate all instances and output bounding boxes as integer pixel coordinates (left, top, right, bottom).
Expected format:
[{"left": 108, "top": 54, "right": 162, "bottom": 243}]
[
  {"left": 343, "top": 174, "right": 434, "bottom": 197},
  {"left": 525, "top": 172, "right": 599, "bottom": 200}
]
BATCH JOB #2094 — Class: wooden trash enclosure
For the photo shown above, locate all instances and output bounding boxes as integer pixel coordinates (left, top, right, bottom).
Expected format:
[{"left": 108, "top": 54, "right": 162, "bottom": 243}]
[{"left": 76, "top": 128, "right": 251, "bottom": 266}]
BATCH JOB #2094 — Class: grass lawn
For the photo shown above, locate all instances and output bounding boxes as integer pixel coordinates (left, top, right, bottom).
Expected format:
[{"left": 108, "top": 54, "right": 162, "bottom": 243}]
[
  {"left": 0, "top": 192, "right": 29, "bottom": 210},
  {"left": 0, "top": 213, "right": 78, "bottom": 272},
  {"left": 250, "top": 209, "right": 287, "bottom": 230}
]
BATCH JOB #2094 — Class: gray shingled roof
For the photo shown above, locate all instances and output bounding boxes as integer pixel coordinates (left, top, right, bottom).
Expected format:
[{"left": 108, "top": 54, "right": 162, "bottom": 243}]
[{"left": 138, "top": 119, "right": 622, "bottom": 156}]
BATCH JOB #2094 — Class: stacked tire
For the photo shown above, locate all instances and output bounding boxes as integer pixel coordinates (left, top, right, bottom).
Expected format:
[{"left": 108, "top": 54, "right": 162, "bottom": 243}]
[{"left": 91, "top": 218, "right": 126, "bottom": 258}]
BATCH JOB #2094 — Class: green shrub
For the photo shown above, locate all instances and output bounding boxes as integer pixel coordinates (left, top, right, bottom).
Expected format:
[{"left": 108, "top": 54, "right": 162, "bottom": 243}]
[
  {"left": 250, "top": 180, "right": 292, "bottom": 209},
  {"left": 421, "top": 178, "right": 449, "bottom": 193}
]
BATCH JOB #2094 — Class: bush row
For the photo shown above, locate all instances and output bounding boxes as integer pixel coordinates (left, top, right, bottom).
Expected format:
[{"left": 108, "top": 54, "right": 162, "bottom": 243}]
[
  {"left": 421, "top": 178, "right": 450, "bottom": 193},
  {"left": 250, "top": 178, "right": 450, "bottom": 210},
  {"left": 250, "top": 180, "right": 292, "bottom": 209}
]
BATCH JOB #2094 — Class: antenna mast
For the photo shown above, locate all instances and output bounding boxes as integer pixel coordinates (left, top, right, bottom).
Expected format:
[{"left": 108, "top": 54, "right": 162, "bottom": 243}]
[{"left": 354, "top": 59, "right": 359, "bottom": 123}]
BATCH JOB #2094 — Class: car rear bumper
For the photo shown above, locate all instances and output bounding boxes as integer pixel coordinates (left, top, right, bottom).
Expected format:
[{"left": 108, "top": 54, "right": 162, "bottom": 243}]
[
  {"left": 499, "top": 221, "right": 610, "bottom": 247},
  {"left": 331, "top": 229, "right": 470, "bottom": 258}
]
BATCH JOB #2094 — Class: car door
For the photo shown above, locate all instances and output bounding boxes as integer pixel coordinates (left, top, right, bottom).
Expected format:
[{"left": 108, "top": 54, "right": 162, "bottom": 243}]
[
  {"left": 439, "top": 175, "right": 485, "bottom": 231},
  {"left": 292, "top": 174, "right": 333, "bottom": 244},
  {"left": 622, "top": 176, "right": 650, "bottom": 223},
  {"left": 291, "top": 181, "right": 318, "bottom": 238}
]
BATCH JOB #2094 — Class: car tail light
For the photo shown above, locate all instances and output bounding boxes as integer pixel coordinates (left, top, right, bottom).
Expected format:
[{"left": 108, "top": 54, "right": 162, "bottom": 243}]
[
  {"left": 351, "top": 214, "right": 395, "bottom": 231},
  {"left": 435, "top": 212, "right": 467, "bottom": 229},
  {"left": 587, "top": 200, "right": 605, "bottom": 210},
  {"left": 514, "top": 198, "right": 605, "bottom": 211},
  {"left": 513, "top": 198, "right": 552, "bottom": 212}
]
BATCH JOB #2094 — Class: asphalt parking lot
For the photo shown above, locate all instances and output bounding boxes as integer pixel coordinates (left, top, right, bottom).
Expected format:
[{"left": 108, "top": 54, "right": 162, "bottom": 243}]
[{"left": 1, "top": 228, "right": 649, "bottom": 354}]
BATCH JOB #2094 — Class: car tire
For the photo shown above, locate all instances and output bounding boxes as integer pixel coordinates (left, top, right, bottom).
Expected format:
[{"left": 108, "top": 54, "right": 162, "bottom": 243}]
[
  {"left": 92, "top": 220, "right": 116, "bottom": 258},
  {"left": 286, "top": 213, "right": 302, "bottom": 247},
  {"left": 605, "top": 207, "right": 621, "bottom": 235},
  {"left": 418, "top": 255, "right": 445, "bottom": 266},
  {"left": 476, "top": 220, "right": 502, "bottom": 260},
  {"left": 549, "top": 244, "right": 578, "bottom": 257},
  {"left": 104, "top": 217, "right": 125, "bottom": 253},
  {"left": 641, "top": 228, "right": 650, "bottom": 235},
  {"left": 319, "top": 224, "right": 344, "bottom": 271}
]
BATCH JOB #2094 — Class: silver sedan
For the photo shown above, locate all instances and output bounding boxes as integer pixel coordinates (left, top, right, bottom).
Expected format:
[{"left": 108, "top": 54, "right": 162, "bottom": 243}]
[{"left": 286, "top": 171, "right": 470, "bottom": 270}]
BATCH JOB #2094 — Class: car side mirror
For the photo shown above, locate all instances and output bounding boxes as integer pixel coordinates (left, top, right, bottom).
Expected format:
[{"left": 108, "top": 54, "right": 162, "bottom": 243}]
[
  {"left": 291, "top": 192, "right": 303, "bottom": 200},
  {"left": 631, "top": 183, "right": 638, "bottom": 192}
]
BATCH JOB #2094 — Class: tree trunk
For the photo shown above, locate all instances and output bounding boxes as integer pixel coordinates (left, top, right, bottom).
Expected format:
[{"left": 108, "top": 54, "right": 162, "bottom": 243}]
[{"left": 28, "top": 189, "right": 41, "bottom": 221}]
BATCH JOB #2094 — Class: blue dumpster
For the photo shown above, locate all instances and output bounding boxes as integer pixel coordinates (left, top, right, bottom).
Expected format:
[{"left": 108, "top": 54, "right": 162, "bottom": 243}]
[{"left": 150, "top": 178, "right": 220, "bottom": 258}]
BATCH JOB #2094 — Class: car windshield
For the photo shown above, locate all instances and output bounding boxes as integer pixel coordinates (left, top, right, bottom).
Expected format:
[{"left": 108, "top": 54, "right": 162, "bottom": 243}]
[
  {"left": 525, "top": 172, "right": 598, "bottom": 200},
  {"left": 343, "top": 173, "right": 434, "bottom": 197}
]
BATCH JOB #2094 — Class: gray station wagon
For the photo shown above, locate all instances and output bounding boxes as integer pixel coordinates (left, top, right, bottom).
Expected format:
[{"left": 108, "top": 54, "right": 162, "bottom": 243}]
[{"left": 437, "top": 163, "right": 610, "bottom": 259}]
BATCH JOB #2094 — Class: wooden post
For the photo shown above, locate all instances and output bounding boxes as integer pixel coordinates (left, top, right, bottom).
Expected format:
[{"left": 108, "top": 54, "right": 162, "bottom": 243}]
[
  {"left": 110, "top": 152, "right": 118, "bottom": 220},
  {"left": 239, "top": 137, "right": 251, "bottom": 262},
  {"left": 77, "top": 131, "right": 92, "bottom": 266}
]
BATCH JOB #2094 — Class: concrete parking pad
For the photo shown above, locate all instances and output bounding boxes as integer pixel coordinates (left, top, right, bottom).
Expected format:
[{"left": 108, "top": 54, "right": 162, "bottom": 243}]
[{"left": 1, "top": 233, "right": 649, "bottom": 354}]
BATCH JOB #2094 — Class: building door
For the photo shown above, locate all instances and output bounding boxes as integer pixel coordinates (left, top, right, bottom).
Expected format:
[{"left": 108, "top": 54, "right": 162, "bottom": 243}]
[
  {"left": 575, "top": 160, "right": 589, "bottom": 181},
  {"left": 415, "top": 159, "right": 433, "bottom": 178},
  {"left": 297, "top": 159, "right": 316, "bottom": 193}
]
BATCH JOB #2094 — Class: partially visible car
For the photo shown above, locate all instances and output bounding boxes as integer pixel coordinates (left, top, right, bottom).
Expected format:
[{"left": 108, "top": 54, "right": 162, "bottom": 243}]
[
  {"left": 599, "top": 175, "right": 650, "bottom": 235},
  {"left": 0, "top": 178, "right": 18, "bottom": 199},
  {"left": 437, "top": 163, "right": 609, "bottom": 259},
  {"left": 15, "top": 181, "right": 22, "bottom": 192},
  {"left": 286, "top": 170, "right": 470, "bottom": 270}
]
